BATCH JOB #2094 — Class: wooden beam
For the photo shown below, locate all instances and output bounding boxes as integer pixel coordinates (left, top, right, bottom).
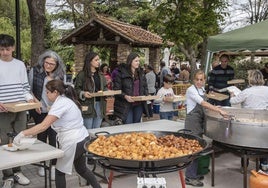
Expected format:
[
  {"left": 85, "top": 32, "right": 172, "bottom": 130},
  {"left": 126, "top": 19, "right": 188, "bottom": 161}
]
[{"left": 83, "top": 40, "right": 121, "bottom": 45}]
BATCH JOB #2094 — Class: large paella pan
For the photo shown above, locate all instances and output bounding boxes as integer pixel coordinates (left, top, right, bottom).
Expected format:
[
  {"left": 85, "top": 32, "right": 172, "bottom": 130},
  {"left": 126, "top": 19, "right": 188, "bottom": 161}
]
[{"left": 84, "top": 130, "right": 208, "bottom": 169}]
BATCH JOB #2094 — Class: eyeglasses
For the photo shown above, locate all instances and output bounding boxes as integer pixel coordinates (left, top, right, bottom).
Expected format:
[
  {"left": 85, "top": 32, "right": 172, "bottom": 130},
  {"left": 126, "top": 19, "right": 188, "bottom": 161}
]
[{"left": 45, "top": 61, "right": 57, "bottom": 67}]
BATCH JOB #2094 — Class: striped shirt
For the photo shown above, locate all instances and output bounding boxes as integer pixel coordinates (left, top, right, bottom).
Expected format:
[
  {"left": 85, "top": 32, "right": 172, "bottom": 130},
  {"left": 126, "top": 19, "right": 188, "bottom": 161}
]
[
  {"left": 208, "top": 64, "right": 234, "bottom": 90},
  {"left": 0, "top": 58, "right": 33, "bottom": 103}
]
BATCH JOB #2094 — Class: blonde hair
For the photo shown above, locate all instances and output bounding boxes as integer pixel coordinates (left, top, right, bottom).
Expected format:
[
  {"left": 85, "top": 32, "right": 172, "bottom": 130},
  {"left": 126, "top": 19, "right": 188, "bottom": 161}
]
[
  {"left": 248, "top": 69, "right": 264, "bottom": 86},
  {"left": 193, "top": 69, "right": 206, "bottom": 80}
]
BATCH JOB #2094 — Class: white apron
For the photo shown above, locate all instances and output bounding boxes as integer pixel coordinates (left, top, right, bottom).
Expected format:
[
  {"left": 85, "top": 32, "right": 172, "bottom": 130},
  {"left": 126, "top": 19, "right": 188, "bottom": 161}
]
[{"left": 55, "top": 127, "right": 88, "bottom": 174}]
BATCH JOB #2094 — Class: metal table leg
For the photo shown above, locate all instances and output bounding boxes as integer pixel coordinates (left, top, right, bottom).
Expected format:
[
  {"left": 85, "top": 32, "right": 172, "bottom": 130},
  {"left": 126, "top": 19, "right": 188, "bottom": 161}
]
[
  {"left": 108, "top": 171, "right": 114, "bottom": 188},
  {"left": 242, "top": 153, "right": 248, "bottom": 188},
  {"left": 211, "top": 149, "right": 215, "bottom": 187},
  {"left": 178, "top": 170, "right": 186, "bottom": 188}
]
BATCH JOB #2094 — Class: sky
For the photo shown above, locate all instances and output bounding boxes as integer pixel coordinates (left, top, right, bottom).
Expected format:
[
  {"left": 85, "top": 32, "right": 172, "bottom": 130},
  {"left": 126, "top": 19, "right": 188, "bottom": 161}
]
[
  {"left": 46, "top": 0, "right": 74, "bottom": 29},
  {"left": 221, "top": 0, "right": 249, "bottom": 32}
]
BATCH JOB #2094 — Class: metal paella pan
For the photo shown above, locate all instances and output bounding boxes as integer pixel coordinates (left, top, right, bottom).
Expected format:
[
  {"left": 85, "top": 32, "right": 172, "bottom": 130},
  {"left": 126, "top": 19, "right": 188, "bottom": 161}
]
[
  {"left": 84, "top": 130, "right": 208, "bottom": 169},
  {"left": 205, "top": 107, "right": 268, "bottom": 150}
]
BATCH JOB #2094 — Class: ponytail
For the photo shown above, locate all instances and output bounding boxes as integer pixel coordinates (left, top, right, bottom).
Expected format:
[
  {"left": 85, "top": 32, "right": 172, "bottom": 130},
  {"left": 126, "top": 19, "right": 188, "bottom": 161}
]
[
  {"left": 64, "top": 84, "right": 82, "bottom": 110},
  {"left": 46, "top": 80, "right": 82, "bottom": 110}
]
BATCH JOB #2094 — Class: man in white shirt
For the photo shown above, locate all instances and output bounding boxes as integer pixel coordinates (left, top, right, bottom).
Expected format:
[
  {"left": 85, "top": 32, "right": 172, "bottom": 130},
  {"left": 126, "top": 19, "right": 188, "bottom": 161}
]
[{"left": 0, "top": 34, "right": 33, "bottom": 188}]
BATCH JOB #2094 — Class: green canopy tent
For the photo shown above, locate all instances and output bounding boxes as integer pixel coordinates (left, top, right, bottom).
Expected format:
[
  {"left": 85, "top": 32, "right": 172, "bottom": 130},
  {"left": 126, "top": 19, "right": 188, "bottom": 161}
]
[{"left": 205, "top": 19, "right": 268, "bottom": 74}]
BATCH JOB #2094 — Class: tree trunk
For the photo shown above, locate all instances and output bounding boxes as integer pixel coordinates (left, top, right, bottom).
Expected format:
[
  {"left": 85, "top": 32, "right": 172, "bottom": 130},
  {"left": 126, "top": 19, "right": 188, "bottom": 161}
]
[
  {"left": 200, "top": 38, "right": 208, "bottom": 69},
  {"left": 27, "top": 0, "right": 46, "bottom": 66},
  {"left": 179, "top": 44, "right": 197, "bottom": 81}
]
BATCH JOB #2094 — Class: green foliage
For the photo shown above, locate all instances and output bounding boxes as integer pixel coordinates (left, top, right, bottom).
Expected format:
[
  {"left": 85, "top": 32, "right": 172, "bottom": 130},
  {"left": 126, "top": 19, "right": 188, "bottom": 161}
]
[
  {"left": 0, "top": 17, "right": 15, "bottom": 36},
  {"left": 46, "top": 0, "right": 228, "bottom": 70},
  {"left": 93, "top": 0, "right": 154, "bottom": 30},
  {"left": 0, "top": 0, "right": 15, "bottom": 24},
  {"left": 149, "top": 0, "right": 228, "bottom": 68},
  {"left": 0, "top": 0, "right": 31, "bottom": 61},
  {"left": 21, "top": 29, "right": 31, "bottom": 60},
  {"left": 229, "top": 60, "right": 263, "bottom": 81},
  {"left": 151, "top": 0, "right": 226, "bottom": 45}
]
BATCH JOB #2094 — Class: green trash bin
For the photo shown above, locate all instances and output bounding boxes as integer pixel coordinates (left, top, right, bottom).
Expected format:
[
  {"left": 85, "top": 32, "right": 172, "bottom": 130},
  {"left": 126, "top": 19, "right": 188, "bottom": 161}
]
[{"left": 197, "top": 155, "right": 210, "bottom": 175}]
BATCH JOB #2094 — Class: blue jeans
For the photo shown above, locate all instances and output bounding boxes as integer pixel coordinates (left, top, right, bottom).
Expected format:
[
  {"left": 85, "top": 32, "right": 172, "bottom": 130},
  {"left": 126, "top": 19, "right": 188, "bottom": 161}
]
[
  {"left": 185, "top": 159, "right": 199, "bottom": 179},
  {"left": 159, "top": 111, "right": 174, "bottom": 120},
  {"left": 125, "top": 104, "right": 143, "bottom": 124},
  {"left": 83, "top": 102, "right": 103, "bottom": 129}
]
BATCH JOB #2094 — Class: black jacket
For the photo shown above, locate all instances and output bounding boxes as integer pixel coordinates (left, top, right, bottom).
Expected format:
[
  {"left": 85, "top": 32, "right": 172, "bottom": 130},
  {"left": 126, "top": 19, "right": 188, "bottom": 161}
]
[{"left": 113, "top": 64, "right": 148, "bottom": 122}]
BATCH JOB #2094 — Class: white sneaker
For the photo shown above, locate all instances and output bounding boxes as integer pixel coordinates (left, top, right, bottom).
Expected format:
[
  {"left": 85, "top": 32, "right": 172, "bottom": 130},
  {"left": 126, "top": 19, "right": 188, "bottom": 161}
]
[
  {"left": 2, "top": 178, "right": 14, "bottom": 188},
  {"left": 14, "top": 172, "right": 30, "bottom": 185},
  {"left": 38, "top": 167, "right": 45, "bottom": 177},
  {"left": 51, "top": 166, "right": 56, "bottom": 181}
]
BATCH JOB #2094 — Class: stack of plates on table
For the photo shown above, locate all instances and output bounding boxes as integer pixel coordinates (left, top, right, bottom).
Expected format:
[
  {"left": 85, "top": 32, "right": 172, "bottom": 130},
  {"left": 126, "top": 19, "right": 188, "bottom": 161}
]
[{"left": 2, "top": 138, "right": 37, "bottom": 151}]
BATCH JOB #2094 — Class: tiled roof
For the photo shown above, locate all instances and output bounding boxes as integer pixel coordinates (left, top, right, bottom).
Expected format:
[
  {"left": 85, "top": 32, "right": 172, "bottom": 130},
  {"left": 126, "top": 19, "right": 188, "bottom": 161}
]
[{"left": 61, "top": 14, "right": 163, "bottom": 47}]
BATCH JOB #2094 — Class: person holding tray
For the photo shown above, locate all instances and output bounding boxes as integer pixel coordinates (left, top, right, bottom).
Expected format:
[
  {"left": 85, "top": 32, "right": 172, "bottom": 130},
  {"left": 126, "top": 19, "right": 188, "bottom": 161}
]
[
  {"left": 13, "top": 80, "right": 101, "bottom": 188},
  {"left": 74, "top": 51, "right": 107, "bottom": 129},
  {"left": 113, "top": 52, "right": 148, "bottom": 124},
  {"left": 208, "top": 54, "right": 234, "bottom": 106},
  {"left": 28, "top": 50, "right": 66, "bottom": 179},
  {"left": 154, "top": 74, "right": 175, "bottom": 120},
  {"left": 0, "top": 34, "right": 33, "bottom": 188}
]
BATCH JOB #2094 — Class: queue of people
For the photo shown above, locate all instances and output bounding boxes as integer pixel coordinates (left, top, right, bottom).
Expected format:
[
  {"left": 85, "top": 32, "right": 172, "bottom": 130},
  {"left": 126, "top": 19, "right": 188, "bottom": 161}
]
[{"left": 1, "top": 32, "right": 268, "bottom": 188}]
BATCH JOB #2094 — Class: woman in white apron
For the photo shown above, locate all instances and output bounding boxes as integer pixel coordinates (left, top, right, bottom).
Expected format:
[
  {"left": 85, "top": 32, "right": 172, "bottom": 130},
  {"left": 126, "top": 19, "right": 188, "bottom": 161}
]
[
  {"left": 184, "top": 70, "right": 228, "bottom": 187},
  {"left": 13, "top": 80, "right": 101, "bottom": 188}
]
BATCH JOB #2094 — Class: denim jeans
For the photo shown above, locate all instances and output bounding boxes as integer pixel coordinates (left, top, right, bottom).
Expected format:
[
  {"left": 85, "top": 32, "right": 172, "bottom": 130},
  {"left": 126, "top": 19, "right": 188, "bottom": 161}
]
[
  {"left": 159, "top": 111, "right": 174, "bottom": 120},
  {"left": 83, "top": 101, "right": 102, "bottom": 129},
  {"left": 125, "top": 104, "right": 143, "bottom": 124},
  {"left": 185, "top": 159, "right": 199, "bottom": 179}
]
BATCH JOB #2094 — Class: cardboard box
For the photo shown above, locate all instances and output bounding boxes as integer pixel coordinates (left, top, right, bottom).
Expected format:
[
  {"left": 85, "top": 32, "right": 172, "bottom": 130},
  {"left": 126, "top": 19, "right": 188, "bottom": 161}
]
[
  {"left": 206, "top": 92, "right": 229, "bottom": 101},
  {"left": 165, "top": 95, "right": 186, "bottom": 102},
  {"left": 90, "top": 90, "right": 121, "bottom": 97},
  {"left": 227, "top": 79, "right": 245, "bottom": 85},
  {"left": 4, "top": 102, "right": 41, "bottom": 112},
  {"left": 131, "top": 95, "right": 159, "bottom": 101}
]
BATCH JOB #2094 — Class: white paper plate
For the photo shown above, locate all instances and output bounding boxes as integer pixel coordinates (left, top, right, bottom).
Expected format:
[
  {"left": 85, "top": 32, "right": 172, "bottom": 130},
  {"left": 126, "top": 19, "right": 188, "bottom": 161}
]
[
  {"left": 2, "top": 138, "right": 37, "bottom": 151},
  {"left": 2, "top": 144, "right": 18, "bottom": 152}
]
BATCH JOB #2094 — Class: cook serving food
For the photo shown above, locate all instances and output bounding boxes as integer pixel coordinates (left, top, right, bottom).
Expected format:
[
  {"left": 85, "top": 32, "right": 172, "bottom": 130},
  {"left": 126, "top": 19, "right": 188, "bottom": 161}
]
[
  {"left": 13, "top": 80, "right": 101, "bottom": 188},
  {"left": 184, "top": 69, "right": 228, "bottom": 187}
]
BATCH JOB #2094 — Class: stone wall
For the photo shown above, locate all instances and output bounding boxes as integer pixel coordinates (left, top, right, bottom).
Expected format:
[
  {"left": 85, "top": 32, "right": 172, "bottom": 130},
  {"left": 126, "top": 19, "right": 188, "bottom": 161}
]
[
  {"left": 117, "top": 44, "right": 132, "bottom": 64},
  {"left": 74, "top": 44, "right": 88, "bottom": 75},
  {"left": 73, "top": 43, "right": 161, "bottom": 76},
  {"left": 149, "top": 47, "right": 161, "bottom": 73}
]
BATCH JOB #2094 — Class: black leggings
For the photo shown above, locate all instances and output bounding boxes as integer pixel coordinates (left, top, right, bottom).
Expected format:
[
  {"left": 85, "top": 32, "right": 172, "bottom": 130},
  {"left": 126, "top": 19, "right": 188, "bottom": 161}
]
[{"left": 55, "top": 138, "right": 101, "bottom": 188}]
